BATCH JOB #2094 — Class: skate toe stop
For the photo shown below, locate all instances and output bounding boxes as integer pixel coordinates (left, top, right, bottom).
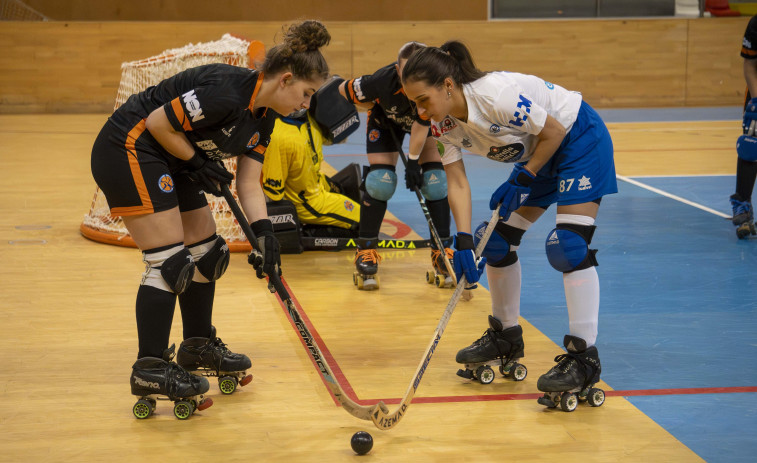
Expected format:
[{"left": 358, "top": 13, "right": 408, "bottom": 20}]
[
  {"left": 240, "top": 374, "right": 253, "bottom": 386},
  {"left": 197, "top": 397, "right": 213, "bottom": 411}
]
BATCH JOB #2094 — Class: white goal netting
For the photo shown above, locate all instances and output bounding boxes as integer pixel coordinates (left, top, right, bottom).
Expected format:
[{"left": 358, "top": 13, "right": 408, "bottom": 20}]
[{"left": 81, "top": 34, "right": 265, "bottom": 251}]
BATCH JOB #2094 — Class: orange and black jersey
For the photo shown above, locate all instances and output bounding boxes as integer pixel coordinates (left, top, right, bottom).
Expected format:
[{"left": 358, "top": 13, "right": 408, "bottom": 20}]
[
  {"left": 109, "top": 63, "right": 276, "bottom": 170},
  {"left": 742, "top": 15, "right": 757, "bottom": 61},
  {"left": 343, "top": 63, "right": 429, "bottom": 132}
]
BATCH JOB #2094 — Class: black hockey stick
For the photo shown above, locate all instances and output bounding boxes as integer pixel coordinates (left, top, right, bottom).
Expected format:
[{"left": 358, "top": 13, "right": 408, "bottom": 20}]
[
  {"left": 220, "top": 184, "right": 382, "bottom": 421},
  {"left": 391, "top": 131, "right": 472, "bottom": 300},
  {"left": 369, "top": 204, "right": 502, "bottom": 430}
]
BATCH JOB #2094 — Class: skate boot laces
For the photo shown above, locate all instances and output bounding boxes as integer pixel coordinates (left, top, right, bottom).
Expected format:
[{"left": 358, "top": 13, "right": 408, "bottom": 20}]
[
  {"left": 730, "top": 196, "right": 754, "bottom": 223},
  {"left": 354, "top": 249, "right": 382, "bottom": 264}
]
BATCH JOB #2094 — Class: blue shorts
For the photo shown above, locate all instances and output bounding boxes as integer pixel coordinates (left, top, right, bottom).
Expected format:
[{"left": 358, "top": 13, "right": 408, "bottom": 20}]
[{"left": 510, "top": 101, "right": 617, "bottom": 207}]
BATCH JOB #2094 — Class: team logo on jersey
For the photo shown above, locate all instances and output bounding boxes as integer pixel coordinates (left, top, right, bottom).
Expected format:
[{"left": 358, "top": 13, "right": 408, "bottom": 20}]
[
  {"left": 181, "top": 90, "right": 205, "bottom": 123},
  {"left": 486, "top": 143, "right": 525, "bottom": 162},
  {"left": 196, "top": 140, "right": 217, "bottom": 151},
  {"left": 436, "top": 141, "right": 445, "bottom": 157},
  {"left": 431, "top": 125, "right": 441, "bottom": 138},
  {"left": 462, "top": 138, "right": 472, "bottom": 148},
  {"left": 508, "top": 95, "right": 532, "bottom": 127},
  {"left": 489, "top": 124, "right": 501, "bottom": 133},
  {"left": 247, "top": 132, "right": 260, "bottom": 149},
  {"left": 158, "top": 174, "right": 174, "bottom": 193},
  {"left": 344, "top": 200, "right": 355, "bottom": 212},
  {"left": 353, "top": 77, "right": 365, "bottom": 101},
  {"left": 545, "top": 81, "right": 555, "bottom": 90},
  {"left": 222, "top": 126, "right": 236, "bottom": 137},
  {"left": 439, "top": 117, "right": 457, "bottom": 134},
  {"left": 368, "top": 129, "right": 380, "bottom": 142},
  {"left": 578, "top": 175, "right": 592, "bottom": 191}
]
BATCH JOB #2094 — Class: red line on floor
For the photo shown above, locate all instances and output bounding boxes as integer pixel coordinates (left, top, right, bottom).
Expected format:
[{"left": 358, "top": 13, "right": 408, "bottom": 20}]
[{"left": 275, "top": 278, "right": 757, "bottom": 408}]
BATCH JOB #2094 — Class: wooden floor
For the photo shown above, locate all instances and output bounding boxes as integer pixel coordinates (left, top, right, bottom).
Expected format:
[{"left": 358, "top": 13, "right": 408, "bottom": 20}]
[{"left": 1, "top": 114, "right": 737, "bottom": 462}]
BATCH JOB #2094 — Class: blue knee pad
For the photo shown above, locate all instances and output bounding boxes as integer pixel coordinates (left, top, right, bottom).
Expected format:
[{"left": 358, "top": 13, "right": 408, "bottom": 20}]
[
  {"left": 474, "top": 220, "right": 525, "bottom": 267},
  {"left": 365, "top": 167, "right": 397, "bottom": 201},
  {"left": 420, "top": 164, "right": 447, "bottom": 201},
  {"left": 545, "top": 223, "right": 598, "bottom": 273},
  {"left": 737, "top": 135, "right": 757, "bottom": 162}
]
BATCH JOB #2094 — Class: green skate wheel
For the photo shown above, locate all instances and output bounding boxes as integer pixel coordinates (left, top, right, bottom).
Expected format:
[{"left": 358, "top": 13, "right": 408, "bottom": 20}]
[
  {"left": 219, "top": 376, "right": 238, "bottom": 395},
  {"left": 173, "top": 400, "right": 193, "bottom": 420},
  {"left": 476, "top": 365, "right": 495, "bottom": 384},
  {"left": 587, "top": 387, "right": 605, "bottom": 407},
  {"left": 133, "top": 399, "right": 153, "bottom": 419},
  {"left": 560, "top": 392, "right": 578, "bottom": 412},
  {"left": 509, "top": 363, "right": 527, "bottom": 381}
]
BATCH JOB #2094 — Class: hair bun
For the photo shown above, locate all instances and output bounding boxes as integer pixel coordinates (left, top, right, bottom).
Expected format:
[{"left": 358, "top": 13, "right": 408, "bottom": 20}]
[{"left": 284, "top": 20, "right": 331, "bottom": 53}]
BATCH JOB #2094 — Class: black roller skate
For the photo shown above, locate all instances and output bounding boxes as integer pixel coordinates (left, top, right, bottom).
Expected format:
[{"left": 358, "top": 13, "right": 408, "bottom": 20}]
[
  {"left": 353, "top": 238, "right": 381, "bottom": 290},
  {"left": 730, "top": 194, "right": 756, "bottom": 239},
  {"left": 536, "top": 335, "right": 605, "bottom": 412},
  {"left": 130, "top": 344, "right": 212, "bottom": 420},
  {"left": 455, "top": 315, "right": 527, "bottom": 384},
  {"left": 177, "top": 326, "right": 253, "bottom": 395},
  {"left": 426, "top": 244, "right": 455, "bottom": 289}
]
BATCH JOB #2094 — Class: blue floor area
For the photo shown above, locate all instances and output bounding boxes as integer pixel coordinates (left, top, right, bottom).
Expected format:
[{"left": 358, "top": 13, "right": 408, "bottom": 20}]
[{"left": 322, "top": 108, "right": 757, "bottom": 462}]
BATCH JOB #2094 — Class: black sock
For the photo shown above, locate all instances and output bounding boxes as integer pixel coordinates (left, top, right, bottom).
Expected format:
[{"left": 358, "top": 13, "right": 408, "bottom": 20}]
[
  {"left": 135, "top": 285, "right": 177, "bottom": 359},
  {"left": 426, "top": 197, "right": 451, "bottom": 241},
  {"left": 178, "top": 281, "right": 214, "bottom": 340},
  {"left": 735, "top": 158, "right": 757, "bottom": 201},
  {"left": 359, "top": 193, "right": 388, "bottom": 239}
]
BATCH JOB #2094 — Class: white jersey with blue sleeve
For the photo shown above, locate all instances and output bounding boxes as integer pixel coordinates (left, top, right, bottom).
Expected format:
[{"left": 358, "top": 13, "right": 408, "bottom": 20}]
[{"left": 432, "top": 72, "right": 582, "bottom": 165}]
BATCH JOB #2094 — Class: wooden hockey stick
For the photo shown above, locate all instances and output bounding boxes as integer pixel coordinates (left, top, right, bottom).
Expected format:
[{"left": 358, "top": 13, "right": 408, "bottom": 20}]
[
  {"left": 369, "top": 205, "right": 502, "bottom": 430},
  {"left": 391, "top": 133, "right": 471, "bottom": 300},
  {"left": 220, "top": 184, "right": 383, "bottom": 421}
]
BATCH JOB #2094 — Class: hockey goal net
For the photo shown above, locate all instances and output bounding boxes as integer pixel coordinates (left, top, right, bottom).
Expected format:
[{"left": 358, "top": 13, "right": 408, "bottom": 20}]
[{"left": 80, "top": 34, "right": 265, "bottom": 251}]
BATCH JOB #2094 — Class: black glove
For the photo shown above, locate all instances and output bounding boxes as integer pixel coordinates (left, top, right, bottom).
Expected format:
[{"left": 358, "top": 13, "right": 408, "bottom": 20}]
[
  {"left": 186, "top": 153, "right": 234, "bottom": 197},
  {"left": 404, "top": 157, "right": 423, "bottom": 191},
  {"left": 247, "top": 219, "right": 281, "bottom": 281}
]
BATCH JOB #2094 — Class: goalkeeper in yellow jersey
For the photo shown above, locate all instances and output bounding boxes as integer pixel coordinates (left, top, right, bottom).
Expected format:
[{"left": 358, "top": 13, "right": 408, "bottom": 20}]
[{"left": 262, "top": 104, "right": 361, "bottom": 239}]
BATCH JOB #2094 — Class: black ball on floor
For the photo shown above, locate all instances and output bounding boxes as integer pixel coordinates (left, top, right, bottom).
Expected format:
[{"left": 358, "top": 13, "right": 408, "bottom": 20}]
[{"left": 350, "top": 431, "right": 373, "bottom": 455}]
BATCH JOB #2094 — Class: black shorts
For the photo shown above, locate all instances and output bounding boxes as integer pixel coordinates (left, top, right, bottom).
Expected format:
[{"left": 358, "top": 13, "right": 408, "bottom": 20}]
[
  {"left": 365, "top": 106, "right": 408, "bottom": 154},
  {"left": 91, "top": 119, "right": 208, "bottom": 217}
]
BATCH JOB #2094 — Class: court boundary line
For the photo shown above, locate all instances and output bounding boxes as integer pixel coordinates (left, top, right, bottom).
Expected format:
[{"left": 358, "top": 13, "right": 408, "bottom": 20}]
[
  {"left": 617, "top": 174, "right": 731, "bottom": 218},
  {"left": 276, "top": 276, "right": 757, "bottom": 408}
]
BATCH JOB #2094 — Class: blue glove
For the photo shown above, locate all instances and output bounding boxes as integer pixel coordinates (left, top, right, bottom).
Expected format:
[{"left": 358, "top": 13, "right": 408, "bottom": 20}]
[
  {"left": 743, "top": 98, "right": 757, "bottom": 136},
  {"left": 452, "top": 232, "right": 487, "bottom": 290},
  {"left": 489, "top": 164, "right": 535, "bottom": 221}
]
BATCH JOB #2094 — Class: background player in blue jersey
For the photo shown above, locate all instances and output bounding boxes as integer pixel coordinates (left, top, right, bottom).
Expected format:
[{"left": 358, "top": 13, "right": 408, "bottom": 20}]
[
  {"left": 402, "top": 41, "right": 616, "bottom": 410},
  {"left": 91, "top": 20, "right": 331, "bottom": 417},
  {"left": 339, "top": 42, "right": 453, "bottom": 290},
  {"left": 732, "top": 14, "right": 757, "bottom": 239}
]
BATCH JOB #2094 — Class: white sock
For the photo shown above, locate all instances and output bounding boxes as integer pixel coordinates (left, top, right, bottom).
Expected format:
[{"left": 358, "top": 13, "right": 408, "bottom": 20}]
[
  {"left": 556, "top": 213, "right": 599, "bottom": 347},
  {"left": 487, "top": 262, "right": 521, "bottom": 328}
]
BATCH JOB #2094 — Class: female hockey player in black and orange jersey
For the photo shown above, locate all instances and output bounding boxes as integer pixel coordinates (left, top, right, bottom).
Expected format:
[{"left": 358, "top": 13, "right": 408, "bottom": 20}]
[
  {"left": 339, "top": 42, "right": 453, "bottom": 290},
  {"left": 90, "top": 20, "right": 331, "bottom": 419}
]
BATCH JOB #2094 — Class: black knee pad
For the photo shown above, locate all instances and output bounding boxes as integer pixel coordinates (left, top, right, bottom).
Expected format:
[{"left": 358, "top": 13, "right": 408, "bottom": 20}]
[
  {"left": 545, "top": 223, "right": 598, "bottom": 273},
  {"left": 193, "top": 235, "right": 230, "bottom": 282},
  {"left": 160, "top": 247, "right": 195, "bottom": 294}
]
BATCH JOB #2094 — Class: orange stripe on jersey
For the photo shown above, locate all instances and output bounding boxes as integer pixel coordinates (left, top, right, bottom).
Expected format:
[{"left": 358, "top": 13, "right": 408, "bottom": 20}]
[
  {"left": 253, "top": 144, "right": 266, "bottom": 155},
  {"left": 742, "top": 47, "right": 757, "bottom": 57},
  {"left": 170, "top": 98, "right": 193, "bottom": 131},
  {"left": 248, "top": 72, "right": 265, "bottom": 111},
  {"left": 124, "top": 119, "right": 154, "bottom": 215},
  {"left": 394, "top": 87, "right": 405, "bottom": 96}
]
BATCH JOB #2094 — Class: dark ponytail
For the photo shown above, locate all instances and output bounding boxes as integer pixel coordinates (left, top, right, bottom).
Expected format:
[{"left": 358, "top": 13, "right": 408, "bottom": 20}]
[
  {"left": 261, "top": 20, "right": 331, "bottom": 80},
  {"left": 402, "top": 40, "right": 485, "bottom": 87}
]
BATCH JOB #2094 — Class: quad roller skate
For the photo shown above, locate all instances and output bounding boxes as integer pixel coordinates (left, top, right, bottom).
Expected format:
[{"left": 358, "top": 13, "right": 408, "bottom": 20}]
[
  {"left": 177, "top": 326, "right": 253, "bottom": 395},
  {"left": 130, "top": 344, "right": 213, "bottom": 420},
  {"left": 426, "top": 246, "right": 455, "bottom": 288},
  {"left": 353, "top": 238, "right": 381, "bottom": 290},
  {"left": 536, "top": 335, "right": 605, "bottom": 412},
  {"left": 455, "top": 315, "right": 527, "bottom": 384},
  {"left": 730, "top": 194, "right": 756, "bottom": 239}
]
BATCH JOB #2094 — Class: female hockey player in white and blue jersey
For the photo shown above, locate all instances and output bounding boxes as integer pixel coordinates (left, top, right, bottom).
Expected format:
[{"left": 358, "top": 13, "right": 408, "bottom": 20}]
[{"left": 402, "top": 41, "right": 617, "bottom": 411}]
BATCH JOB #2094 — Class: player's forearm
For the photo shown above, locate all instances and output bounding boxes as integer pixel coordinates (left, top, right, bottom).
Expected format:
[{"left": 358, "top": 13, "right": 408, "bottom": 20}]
[
  {"left": 236, "top": 157, "right": 269, "bottom": 224},
  {"left": 145, "top": 106, "right": 195, "bottom": 161},
  {"left": 525, "top": 115, "right": 566, "bottom": 175},
  {"left": 445, "top": 160, "right": 472, "bottom": 234},
  {"left": 744, "top": 59, "right": 757, "bottom": 97},
  {"left": 408, "top": 122, "right": 427, "bottom": 159}
]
